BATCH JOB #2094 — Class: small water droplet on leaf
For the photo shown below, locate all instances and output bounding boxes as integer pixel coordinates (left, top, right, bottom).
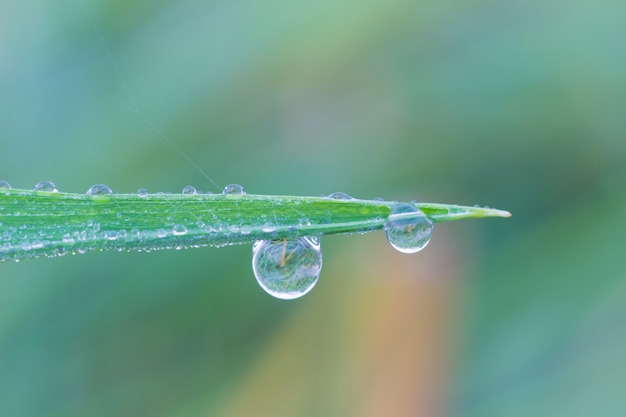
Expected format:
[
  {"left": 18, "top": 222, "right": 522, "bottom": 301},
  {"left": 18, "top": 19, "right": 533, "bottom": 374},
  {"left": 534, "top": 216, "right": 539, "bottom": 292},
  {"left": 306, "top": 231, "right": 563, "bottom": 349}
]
[
  {"left": 261, "top": 222, "right": 276, "bottom": 233},
  {"left": 223, "top": 184, "right": 245, "bottom": 195},
  {"left": 327, "top": 192, "right": 353, "bottom": 200},
  {"left": 172, "top": 224, "right": 188, "bottom": 236},
  {"left": 182, "top": 185, "right": 197, "bottom": 195},
  {"left": 86, "top": 184, "right": 113, "bottom": 196},
  {"left": 0, "top": 181, "right": 11, "bottom": 189},
  {"left": 33, "top": 181, "right": 58, "bottom": 193}
]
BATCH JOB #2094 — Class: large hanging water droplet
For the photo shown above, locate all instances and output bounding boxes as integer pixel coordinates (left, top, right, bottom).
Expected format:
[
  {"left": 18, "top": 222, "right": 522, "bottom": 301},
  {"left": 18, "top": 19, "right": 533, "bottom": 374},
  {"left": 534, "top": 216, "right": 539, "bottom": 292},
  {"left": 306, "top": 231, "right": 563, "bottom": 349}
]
[
  {"left": 223, "top": 183, "right": 245, "bottom": 195},
  {"left": 86, "top": 184, "right": 113, "bottom": 196},
  {"left": 33, "top": 181, "right": 58, "bottom": 193},
  {"left": 252, "top": 237, "right": 322, "bottom": 300},
  {"left": 384, "top": 203, "right": 433, "bottom": 254},
  {"left": 0, "top": 180, "right": 11, "bottom": 189}
]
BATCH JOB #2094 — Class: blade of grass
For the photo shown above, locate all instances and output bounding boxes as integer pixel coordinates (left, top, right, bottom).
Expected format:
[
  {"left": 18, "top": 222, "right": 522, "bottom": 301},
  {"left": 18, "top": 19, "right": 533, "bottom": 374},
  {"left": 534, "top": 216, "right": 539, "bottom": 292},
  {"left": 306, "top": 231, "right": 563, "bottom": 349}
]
[{"left": 0, "top": 188, "right": 510, "bottom": 261}]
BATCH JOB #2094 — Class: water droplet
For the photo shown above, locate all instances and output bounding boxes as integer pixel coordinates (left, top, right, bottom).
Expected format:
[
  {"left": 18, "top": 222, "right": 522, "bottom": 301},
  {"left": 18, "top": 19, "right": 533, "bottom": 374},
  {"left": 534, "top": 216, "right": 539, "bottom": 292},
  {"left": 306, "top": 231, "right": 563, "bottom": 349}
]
[
  {"left": 86, "top": 184, "right": 113, "bottom": 196},
  {"left": 298, "top": 218, "right": 312, "bottom": 227},
  {"left": 223, "top": 184, "right": 245, "bottom": 195},
  {"left": 384, "top": 203, "right": 433, "bottom": 254},
  {"left": 252, "top": 237, "right": 322, "bottom": 300},
  {"left": 33, "top": 181, "right": 58, "bottom": 193},
  {"left": 182, "top": 185, "right": 197, "bottom": 195},
  {"left": 156, "top": 229, "right": 167, "bottom": 238},
  {"left": 328, "top": 192, "right": 353, "bottom": 200},
  {"left": 261, "top": 222, "right": 276, "bottom": 233},
  {"left": 0, "top": 180, "right": 11, "bottom": 189},
  {"left": 137, "top": 188, "right": 148, "bottom": 197},
  {"left": 172, "top": 224, "right": 188, "bottom": 236}
]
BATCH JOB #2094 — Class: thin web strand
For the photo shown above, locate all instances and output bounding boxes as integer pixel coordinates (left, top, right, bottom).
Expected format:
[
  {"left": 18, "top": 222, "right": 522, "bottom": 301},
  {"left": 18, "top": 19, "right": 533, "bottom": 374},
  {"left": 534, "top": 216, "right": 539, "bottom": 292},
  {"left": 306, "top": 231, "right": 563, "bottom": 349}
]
[{"left": 90, "top": 13, "right": 221, "bottom": 191}]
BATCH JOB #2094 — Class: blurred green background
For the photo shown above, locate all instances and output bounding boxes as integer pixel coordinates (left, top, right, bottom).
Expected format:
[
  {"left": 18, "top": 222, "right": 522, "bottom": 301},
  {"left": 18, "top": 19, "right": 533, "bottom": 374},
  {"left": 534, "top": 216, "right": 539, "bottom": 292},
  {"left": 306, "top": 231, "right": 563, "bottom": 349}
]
[{"left": 1, "top": 0, "right": 625, "bottom": 415}]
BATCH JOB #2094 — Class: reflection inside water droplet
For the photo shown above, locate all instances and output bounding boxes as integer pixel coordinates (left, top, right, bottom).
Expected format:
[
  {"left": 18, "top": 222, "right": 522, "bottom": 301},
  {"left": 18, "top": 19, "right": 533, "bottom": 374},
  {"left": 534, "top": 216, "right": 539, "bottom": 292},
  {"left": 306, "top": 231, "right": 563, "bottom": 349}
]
[
  {"left": 384, "top": 203, "right": 433, "bottom": 254},
  {"left": 252, "top": 237, "right": 322, "bottom": 300},
  {"left": 33, "top": 181, "right": 58, "bottom": 193},
  {"left": 137, "top": 188, "right": 148, "bottom": 197},
  {"left": 223, "top": 184, "right": 245, "bottom": 195},
  {"left": 0, "top": 180, "right": 11, "bottom": 189},
  {"left": 86, "top": 184, "right": 113, "bottom": 196}
]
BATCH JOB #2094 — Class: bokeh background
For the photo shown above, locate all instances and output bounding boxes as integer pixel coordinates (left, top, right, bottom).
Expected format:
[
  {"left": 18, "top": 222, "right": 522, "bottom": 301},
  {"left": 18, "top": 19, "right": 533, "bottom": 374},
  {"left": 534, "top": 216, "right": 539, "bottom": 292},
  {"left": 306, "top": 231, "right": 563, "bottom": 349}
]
[{"left": 1, "top": 0, "right": 625, "bottom": 415}]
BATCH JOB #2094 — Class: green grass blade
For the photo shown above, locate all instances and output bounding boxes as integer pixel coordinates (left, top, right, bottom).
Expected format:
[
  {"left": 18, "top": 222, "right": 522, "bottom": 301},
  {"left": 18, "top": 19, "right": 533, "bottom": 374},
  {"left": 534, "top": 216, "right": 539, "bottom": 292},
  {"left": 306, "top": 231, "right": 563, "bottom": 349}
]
[{"left": 0, "top": 188, "right": 510, "bottom": 261}]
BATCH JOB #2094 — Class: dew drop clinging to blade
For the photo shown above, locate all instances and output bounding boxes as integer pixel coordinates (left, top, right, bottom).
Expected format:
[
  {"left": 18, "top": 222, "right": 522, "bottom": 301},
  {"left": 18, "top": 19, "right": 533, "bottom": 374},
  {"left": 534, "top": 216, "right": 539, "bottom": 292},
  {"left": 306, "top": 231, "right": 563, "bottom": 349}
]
[
  {"left": 0, "top": 180, "right": 11, "bottom": 189},
  {"left": 33, "top": 181, "right": 58, "bottom": 193},
  {"left": 252, "top": 237, "right": 322, "bottom": 300},
  {"left": 172, "top": 224, "right": 188, "bottom": 236},
  {"left": 327, "top": 191, "right": 353, "bottom": 200},
  {"left": 223, "top": 184, "right": 245, "bottom": 195},
  {"left": 384, "top": 203, "right": 433, "bottom": 254},
  {"left": 182, "top": 185, "right": 197, "bottom": 195},
  {"left": 86, "top": 184, "right": 113, "bottom": 196}
]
